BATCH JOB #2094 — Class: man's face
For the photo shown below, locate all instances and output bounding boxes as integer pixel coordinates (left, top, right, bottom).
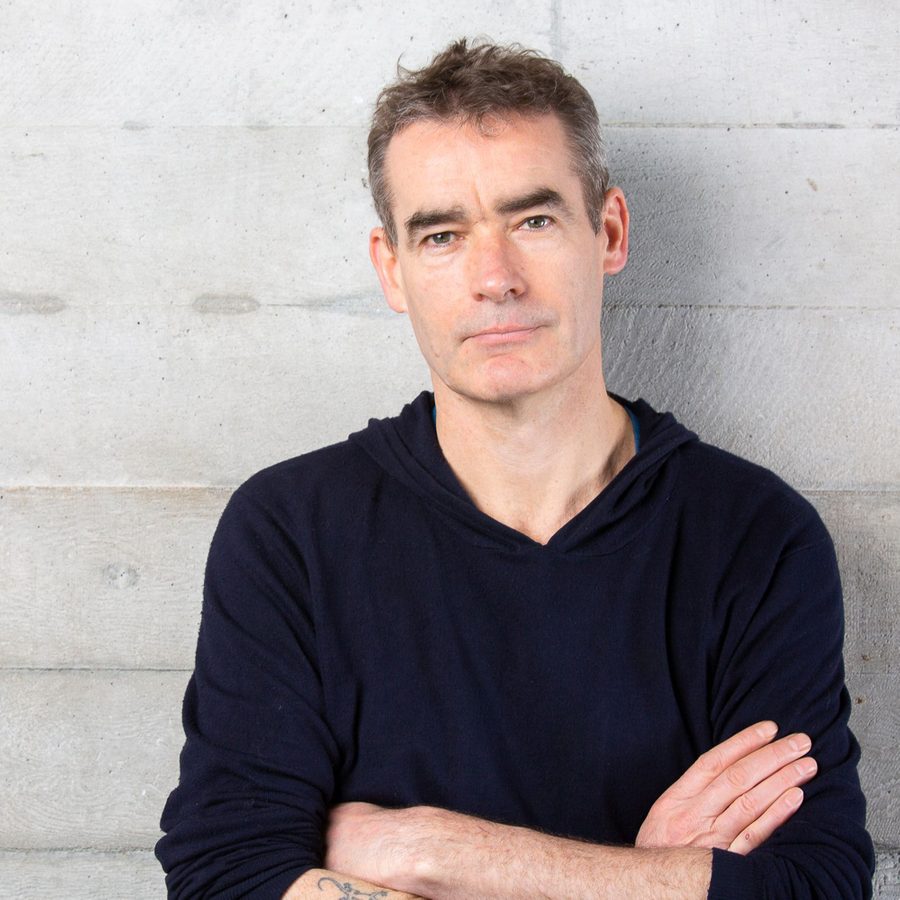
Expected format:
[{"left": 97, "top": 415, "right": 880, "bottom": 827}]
[{"left": 370, "top": 113, "right": 628, "bottom": 406}]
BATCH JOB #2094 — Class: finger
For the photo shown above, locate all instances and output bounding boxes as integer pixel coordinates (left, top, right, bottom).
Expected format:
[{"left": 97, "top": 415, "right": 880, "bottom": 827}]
[
  {"left": 702, "top": 732, "right": 812, "bottom": 815},
  {"left": 666, "top": 721, "right": 780, "bottom": 797},
  {"left": 715, "top": 755, "right": 817, "bottom": 840},
  {"left": 726, "top": 787, "right": 806, "bottom": 855}
]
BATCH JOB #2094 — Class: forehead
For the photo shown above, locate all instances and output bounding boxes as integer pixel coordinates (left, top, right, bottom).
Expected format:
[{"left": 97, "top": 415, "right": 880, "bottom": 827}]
[{"left": 384, "top": 113, "right": 583, "bottom": 223}]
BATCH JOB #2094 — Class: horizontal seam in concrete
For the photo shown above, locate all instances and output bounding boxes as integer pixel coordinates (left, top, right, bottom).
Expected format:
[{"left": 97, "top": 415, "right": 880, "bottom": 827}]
[
  {"left": 3, "top": 484, "right": 899, "bottom": 493},
  {"left": 0, "top": 846, "right": 157, "bottom": 854},
  {"left": 607, "top": 122, "right": 900, "bottom": 131},
  {"left": 0, "top": 484, "right": 236, "bottom": 492},
  {"left": 804, "top": 488, "right": 900, "bottom": 495},
  {"left": 603, "top": 303, "right": 900, "bottom": 312},
  {"left": 0, "top": 666, "right": 193, "bottom": 674},
  {"left": 730, "top": 486, "right": 900, "bottom": 495},
  {"left": 0, "top": 122, "right": 897, "bottom": 131},
  {"left": 13, "top": 302, "right": 897, "bottom": 313},
  {"left": 0, "top": 123, "right": 357, "bottom": 132}
]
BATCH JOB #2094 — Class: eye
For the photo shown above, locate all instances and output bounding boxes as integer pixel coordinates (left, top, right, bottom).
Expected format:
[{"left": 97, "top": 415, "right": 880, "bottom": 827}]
[
  {"left": 426, "top": 231, "right": 455, "bottom": 246},
  {"left": 522, "top": 215, "right": 552, "bottom": 230}
]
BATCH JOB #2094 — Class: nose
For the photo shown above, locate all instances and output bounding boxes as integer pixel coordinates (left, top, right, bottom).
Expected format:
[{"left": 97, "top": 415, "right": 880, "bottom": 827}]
[{"left": 468, "top": 231, "right": 526, "bottom": 302}]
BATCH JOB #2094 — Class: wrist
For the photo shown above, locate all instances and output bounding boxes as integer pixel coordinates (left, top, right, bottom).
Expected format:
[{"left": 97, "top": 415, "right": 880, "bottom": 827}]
[{"left": 382, "top": 805, "right": 453, "bottom": 896}]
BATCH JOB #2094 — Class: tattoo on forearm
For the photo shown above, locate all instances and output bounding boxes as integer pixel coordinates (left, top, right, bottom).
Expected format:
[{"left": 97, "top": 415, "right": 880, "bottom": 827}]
[{"left": 316, "top": 876, "right": 389, "bottom": 899}]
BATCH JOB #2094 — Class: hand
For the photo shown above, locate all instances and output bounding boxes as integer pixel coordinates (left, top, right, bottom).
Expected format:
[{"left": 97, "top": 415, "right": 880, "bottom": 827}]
[{"left": 636, "top": 721, "right": 817, "bottom": 854}]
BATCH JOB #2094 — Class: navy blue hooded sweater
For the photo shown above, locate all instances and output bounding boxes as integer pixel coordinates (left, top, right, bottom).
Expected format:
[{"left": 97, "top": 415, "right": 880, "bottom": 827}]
[{"left": 157, "top": 392, "right": 874, "bottom": 898}]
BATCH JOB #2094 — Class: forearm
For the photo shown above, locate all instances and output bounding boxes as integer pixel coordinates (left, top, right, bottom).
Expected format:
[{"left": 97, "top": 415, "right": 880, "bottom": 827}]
[
  {"left": 328, "top": 805, "right": 711, "bottom": 900},
  {"left": 283, "top": 868, "right": 425, "bottom": 899},
  {"left": 403, "top": 808, "right": 711, "bottom": 900}
]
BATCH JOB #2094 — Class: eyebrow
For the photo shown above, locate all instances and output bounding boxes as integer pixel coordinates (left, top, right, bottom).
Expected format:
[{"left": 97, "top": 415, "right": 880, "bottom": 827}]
[
  {"left": 403, "top": 187, "right": 574, "bottom": 249},
  {"left": 495, "top": 187, "right": 570, "bottom": 218},
  {"left": 404, "top": 206, "right": 468, "bottom": 247}
]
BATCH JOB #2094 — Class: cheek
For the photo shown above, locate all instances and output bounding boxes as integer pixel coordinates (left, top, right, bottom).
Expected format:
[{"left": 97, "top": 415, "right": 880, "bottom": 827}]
[
  {"left": 565, "top": 258, "right": 604, "bottom": 328},
  {"left": 404, "top": 299, "right": 454, "bottom": 364},
  {"left": 406, "top": 271, "right": 461, "bottom": 343}
]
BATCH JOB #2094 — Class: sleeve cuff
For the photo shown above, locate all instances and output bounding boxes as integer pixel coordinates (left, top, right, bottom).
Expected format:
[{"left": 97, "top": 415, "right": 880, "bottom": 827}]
[{"left": 707, "top": 848, "right": 761, "bottom": 900}]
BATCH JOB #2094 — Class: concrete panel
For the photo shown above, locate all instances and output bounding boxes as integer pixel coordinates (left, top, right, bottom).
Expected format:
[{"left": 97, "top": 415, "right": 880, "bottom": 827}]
[
  {"left": 1, "top": 126, "right": 896, "bottom": 311},
  {"left": 0, "top": 303, "right": 430, "bottom": 486},
  {"left": 811, "top": 493, "right": 900, "bottom": 678},
  {"left": 847, "top": 674, "right": 900, "bottom": 847},
  {"left": 2, "top": 2, "right": 895, "bottom": 129},
  {"left": 876, "top": 848, "right": 900, "bottom": 900},
  {"left": 0, "top": 850, "right": 163, "bottom": 900},
  {"left": 0, "top": 0, "right": 554, "bottom": 128},
  {"left": 605, "top": 128, "right": 900, "bottom": 313},
  {"left": 0, "top": 671, "right": 185, "bottom": 849},
  {"left": 561, "top": 0, "right": 899, "bottom": 127},
  {"left": 0, "top": 124, "right": 380, "bottom": 307},
  {"left": 2, "top": 489, "right": 896, "bottom": 672},
  {"left": 0, "top": 487, "right": 225, "bottom": 669},
  {"left": 1, "top": 303, "right": 895, "bottom": 488},
  {"left": 602, "top": 306, "right": 899, "bottom": 491}
]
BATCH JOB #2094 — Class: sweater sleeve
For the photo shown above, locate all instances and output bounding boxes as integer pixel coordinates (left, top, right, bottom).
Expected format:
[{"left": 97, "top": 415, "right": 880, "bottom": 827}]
[
  {"left": 706, "top": 503, "right": 875, "bottom": 899},
  {"left": 156, "top": 486, "right": 337, "bottom": 898}
]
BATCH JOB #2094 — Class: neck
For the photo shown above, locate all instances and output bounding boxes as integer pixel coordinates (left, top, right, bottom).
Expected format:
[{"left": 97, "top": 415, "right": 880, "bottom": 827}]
[{"left": 433, "top": 362, "right": 634, "bottom": 545}]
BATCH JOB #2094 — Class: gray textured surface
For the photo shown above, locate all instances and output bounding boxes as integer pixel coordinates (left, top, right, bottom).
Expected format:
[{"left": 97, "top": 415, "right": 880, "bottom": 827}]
[
  {"left": 1, "top": 0, "right": 896, "bottom": 894},
  {"left": 561, "top": 1, "right": 899, "bottom": 128},
  {"left": 0, "top": 487, "right": 222, "bottom": 668},
  {"left": 0, "top": 671, "right": 184, "bottom": 849},
  {"left": 0, "top": 2, "right": 555, "bottom": 129},
  {"left": 0, "top": 851, "right": 165, "bottom": 900},
  {"left": 875, "top": 847, "right": 900, "bottom": 900}
]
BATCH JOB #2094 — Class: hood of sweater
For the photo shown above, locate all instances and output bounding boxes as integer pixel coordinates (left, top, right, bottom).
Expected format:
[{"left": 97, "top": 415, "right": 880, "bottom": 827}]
[{"left": 349, "top": 390, "right": 698, "bottom": 556}]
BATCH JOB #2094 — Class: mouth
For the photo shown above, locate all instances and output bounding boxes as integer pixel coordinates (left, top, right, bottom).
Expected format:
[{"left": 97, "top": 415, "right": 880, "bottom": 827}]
[{"left": 467, "top": 325, "right": 541, "bottom": 345}]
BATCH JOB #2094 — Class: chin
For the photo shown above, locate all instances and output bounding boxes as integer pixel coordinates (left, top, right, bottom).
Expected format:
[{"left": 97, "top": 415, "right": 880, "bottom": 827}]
[
  {"left": 431, "top": 349, "right": 569, "bottom": 404},
  {"left": 441, "top": 372, "right": 552, "bottom": 406}
]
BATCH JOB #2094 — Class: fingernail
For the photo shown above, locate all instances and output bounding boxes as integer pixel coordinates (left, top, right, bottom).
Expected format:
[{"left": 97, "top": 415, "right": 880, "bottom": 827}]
[
  {"left": 789, "top": 734, "right": 812, "bottom": 753},
  {"left": 786, "top": 787, "right": 804, "bottom": 808},
  {"left": 795, "top": 758, "right": 817, "bottom": 776},
  {"left": 758, "top": 721, "right": 778, "bottom": 738}
]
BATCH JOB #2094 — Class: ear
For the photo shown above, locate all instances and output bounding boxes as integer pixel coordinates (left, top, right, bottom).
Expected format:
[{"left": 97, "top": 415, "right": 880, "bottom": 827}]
[
  {"left": 369, "top": 227, "right": 408, "bottom": 314},
  {"left": 599, "top": 187, "right": 629, "bottom": 275}
]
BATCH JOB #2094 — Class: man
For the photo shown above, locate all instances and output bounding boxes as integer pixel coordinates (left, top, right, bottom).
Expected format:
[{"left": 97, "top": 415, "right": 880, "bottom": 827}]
[{"left": 157, "top": 40, "right": 873, "bottom": 898}]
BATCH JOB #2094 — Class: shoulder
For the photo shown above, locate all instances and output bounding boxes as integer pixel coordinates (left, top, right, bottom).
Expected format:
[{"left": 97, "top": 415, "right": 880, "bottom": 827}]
[
  {"left": 243, "top": 438, "right": 376, "bottom": 499},
  {"left": 224, "top": 437, "right": 385, "bottom": 537},
  {"left": 674, "top": 439, "right": 831, "bottom": 551}
]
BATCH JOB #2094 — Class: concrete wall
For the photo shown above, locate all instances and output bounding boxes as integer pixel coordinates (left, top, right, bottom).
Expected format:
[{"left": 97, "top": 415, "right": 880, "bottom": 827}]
[{"left": 1, "top": 1, "right": 897, "bottom": 895}]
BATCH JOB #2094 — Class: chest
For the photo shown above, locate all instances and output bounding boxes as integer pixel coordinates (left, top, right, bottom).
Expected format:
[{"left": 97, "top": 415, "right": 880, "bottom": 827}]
[{"left": 316, "top": 531, "right": 717, "bottom": 842}]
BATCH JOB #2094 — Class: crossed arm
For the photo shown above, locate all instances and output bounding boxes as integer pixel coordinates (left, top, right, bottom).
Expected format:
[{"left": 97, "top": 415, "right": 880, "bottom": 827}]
[
  {"left": 283, "top": 721, "right": 816, "bottom": 900},
  {"left": 157, "top": 491, "right": 873, "bottom": 896}
]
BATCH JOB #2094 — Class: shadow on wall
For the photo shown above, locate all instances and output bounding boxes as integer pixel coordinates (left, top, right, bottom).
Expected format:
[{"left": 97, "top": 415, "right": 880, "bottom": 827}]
[
  {"left": 598, "top": 125, "right": 894, "bottom": 492},
  {"left": 815, "top": 494, "right": 900, "bottom": 850},
  {"left": 599, "top": 125, "right": 745, "bottom": 437}
]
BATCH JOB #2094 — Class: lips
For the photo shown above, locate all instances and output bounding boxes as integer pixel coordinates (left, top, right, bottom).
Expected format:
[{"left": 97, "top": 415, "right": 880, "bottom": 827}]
[{"left": 467, "top": 325, "right": 540, "bottom": 345}]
